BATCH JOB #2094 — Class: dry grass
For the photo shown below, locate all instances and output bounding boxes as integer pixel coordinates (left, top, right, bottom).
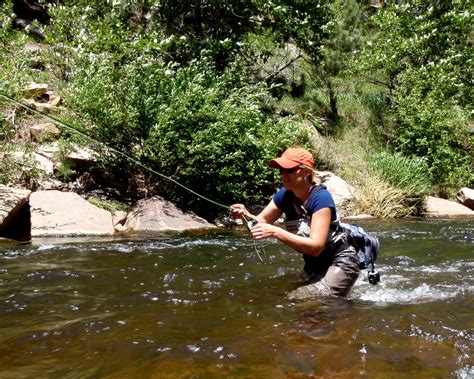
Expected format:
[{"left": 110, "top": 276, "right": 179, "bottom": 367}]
[
  {"left": 352, "top": 176, "right": 418, "bottom": 218},
  {"left": 312, "top": 127, "right": 426, "bottom": 218},
  {"left": 312, "top": 126, "right": 371, "bottom": 187}
]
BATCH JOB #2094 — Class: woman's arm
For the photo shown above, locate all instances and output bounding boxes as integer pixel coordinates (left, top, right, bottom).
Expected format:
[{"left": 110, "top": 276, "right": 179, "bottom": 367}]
[
  {"left": 230, "top": 200, "right": 283, "bottom": 224},
  {"left": 250, "top": 207, "right": 331, "bottom": 256}
]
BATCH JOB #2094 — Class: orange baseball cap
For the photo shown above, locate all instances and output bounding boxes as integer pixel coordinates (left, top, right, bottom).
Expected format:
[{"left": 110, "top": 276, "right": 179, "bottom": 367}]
[{"left": 268, "top": 147, "right": 314, "bottom": 169}]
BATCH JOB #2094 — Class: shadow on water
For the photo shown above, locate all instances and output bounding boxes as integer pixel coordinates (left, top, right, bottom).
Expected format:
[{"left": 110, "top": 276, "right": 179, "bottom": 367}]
[{"left": 0, "top": 219, "right": 472, "bottom": 378}]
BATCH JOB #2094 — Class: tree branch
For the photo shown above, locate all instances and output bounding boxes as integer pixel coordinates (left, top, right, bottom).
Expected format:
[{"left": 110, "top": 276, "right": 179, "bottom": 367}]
[{"left": 263, "top": 53, "right": 303, "bottom": 81}]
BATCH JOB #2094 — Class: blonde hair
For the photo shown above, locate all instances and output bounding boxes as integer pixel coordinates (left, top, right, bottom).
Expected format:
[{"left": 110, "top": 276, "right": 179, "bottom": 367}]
[
  {"left": 311, "top": 170, "right": 318, "bottom": 184},
  {"left": 300, "top": 165, "right": 317, "bottom": 184}
]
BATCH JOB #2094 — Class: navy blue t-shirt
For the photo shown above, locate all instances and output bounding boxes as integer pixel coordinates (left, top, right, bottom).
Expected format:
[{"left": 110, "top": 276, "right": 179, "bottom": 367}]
[{"left": 272, "top": 185, "right": 337, "bottom": 222}]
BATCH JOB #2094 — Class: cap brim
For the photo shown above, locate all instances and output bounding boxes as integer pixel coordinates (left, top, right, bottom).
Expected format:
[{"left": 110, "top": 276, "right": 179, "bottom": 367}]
[{"left": 268, "top": 157, "right": 300, "bottom": 169}]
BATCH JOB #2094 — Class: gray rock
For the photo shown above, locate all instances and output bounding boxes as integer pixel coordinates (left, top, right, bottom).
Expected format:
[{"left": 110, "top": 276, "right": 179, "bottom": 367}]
[
  {"left": 0, "top": 185, "right": 31, "bottom": 241},
  {"left": 457, "top": 187, "right": 474, "bottom": 210},
  {"left": 314, "top": 170, "right": 354, "bottom": 206},
  {"left": 124, "top": 196, "right": 215, "bottom": 232},
  {"left": 29, "top": 122, "right": 61, "bottom": 141},
  {"left": 37, "top": 142, "right": 97, "bottom": 170},
  {"left": 30, "top": 190, "right": 115, "bottom": 236},
  {"left": 25, "top": 82, "right": 49, "bottom": 98},
  {"left": 424, "top": 196, "right": 474, "bottom": 217}
]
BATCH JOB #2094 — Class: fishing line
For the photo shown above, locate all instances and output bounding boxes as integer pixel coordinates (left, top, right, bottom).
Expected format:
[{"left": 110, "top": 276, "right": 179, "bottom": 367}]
[
  {"left": 241, "top": 213, "right": 265, "bottom": 263},
  {"left": 1, "top": 93, "right": 266, "bottom": 262},
  {"left": 0, "top": 93, "right": 229, "bottom": 210}
]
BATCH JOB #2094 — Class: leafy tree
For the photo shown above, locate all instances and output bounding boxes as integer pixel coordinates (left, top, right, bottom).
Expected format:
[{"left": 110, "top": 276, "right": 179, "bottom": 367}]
[
  {"left": 152, "top": 0, "right": 332, "bottom": 70},
  {"left": 357, "top": 1, "right": 473, "bottom": 192},
  {"left": 41, "top": 4, "right": 314, "bottom": 218},
  {"left": 312, "top": 0, "right": 367, "bottom": 124}
]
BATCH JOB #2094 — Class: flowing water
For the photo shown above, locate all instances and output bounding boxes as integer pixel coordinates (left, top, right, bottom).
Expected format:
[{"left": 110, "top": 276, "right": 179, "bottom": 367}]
[{"left": 0, "top": 219, "right": 472, "bottom": 378}]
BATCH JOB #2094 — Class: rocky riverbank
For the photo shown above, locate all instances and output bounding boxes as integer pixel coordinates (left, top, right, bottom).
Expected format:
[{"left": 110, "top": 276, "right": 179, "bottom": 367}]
[
  {"left": 1, "top": 83, "right": 473, "bottom": 242},
  {"left": 1, "top": 181, "right": 473, "bottom": 242},
  {"left": 0, "top": 185, "right": 215, "bottom": 242}
]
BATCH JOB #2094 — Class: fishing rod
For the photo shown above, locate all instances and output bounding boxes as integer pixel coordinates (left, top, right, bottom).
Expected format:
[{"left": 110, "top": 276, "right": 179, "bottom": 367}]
[{"left": 0, "top": 93, "right": 265, "bottom": 261}]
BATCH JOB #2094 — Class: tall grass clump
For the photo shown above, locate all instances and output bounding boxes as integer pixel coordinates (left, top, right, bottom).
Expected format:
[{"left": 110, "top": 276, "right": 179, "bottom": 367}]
[
  {"left": 368, "top": 151, "right": 431, "bottom": 216},
  {"left": 352, "top": 176, "right": 418, "bottom": 218}
]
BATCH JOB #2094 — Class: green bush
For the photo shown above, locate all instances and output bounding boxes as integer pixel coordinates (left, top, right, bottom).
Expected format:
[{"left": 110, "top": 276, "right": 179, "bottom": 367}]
[
  {"left": 356, "top": 2, "right": 473, "bottom": 193},
  {"left": 62, "top": 49, "right": 312, "bottom": 218},
  {"left": 393, "top": 68, "right": 472, "bottom": 192}
]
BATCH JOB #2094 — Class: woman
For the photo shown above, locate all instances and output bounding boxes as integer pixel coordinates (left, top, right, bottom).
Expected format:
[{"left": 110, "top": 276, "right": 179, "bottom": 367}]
[{"left": 230, "top": 147, "right": 360, "bottom": 299}]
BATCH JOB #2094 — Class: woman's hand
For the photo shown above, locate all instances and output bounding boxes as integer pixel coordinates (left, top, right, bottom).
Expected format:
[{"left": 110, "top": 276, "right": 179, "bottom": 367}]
[
  {"left": 230, "top": 204, "right": 249, "bottom": 219},
  {"left": 250, "top": 222, "right": 277, "bottom": 240}
]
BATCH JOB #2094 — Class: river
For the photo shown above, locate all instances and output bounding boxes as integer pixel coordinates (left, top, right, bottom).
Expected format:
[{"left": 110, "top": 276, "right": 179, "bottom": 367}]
[{"left": 0, "top": 219, "right": 472, "bottom": 378}]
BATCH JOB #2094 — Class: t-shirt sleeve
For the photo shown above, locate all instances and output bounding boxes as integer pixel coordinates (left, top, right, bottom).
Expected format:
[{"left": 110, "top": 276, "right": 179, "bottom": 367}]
[
  {"left": 272, "top": 188, "right": 286, "bottom": 209},
  {"left": 307, "top": 188, "right": 337, "bottom": 221}
]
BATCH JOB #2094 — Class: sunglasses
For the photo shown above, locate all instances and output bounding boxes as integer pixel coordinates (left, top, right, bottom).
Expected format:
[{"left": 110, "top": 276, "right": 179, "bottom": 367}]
[{"left": 279, "top": 165, "right": 305, "bottom": 174}]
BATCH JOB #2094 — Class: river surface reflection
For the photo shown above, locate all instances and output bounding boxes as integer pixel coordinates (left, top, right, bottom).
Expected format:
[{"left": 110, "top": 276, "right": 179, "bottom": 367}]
[{"left": 0, "top": 219, "right": 473, "bottom": 378}]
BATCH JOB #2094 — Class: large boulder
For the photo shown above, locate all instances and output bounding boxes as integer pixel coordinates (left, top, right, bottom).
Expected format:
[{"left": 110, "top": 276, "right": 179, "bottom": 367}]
[
  {"left": 457, "top": 187, "right": 474, "bottom": 210},
  {"left": 424, "top": 196, "right": 474, "bottom": 217},
  {"left": 124, "top": 196, "right": 216, "bottom": 232},
  {"left": 0, "top": 185, "right": 31, "bottom": 241},
  {"left": 314, "top": 170, "right": 354, "bottom": 206},
  {"left": 30, "top": 190, "right": 115, "bottom": 236}
]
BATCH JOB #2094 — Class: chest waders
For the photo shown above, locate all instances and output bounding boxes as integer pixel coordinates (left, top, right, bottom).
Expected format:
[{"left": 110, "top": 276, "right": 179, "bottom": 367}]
[{"left": 282, "top": 186, "right": 358, "bottom": 278}]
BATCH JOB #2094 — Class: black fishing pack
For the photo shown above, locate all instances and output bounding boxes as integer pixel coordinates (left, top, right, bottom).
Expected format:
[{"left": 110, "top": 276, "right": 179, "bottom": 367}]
[{"left": 339, "top": 222, "right": 380, "bottom": 284}]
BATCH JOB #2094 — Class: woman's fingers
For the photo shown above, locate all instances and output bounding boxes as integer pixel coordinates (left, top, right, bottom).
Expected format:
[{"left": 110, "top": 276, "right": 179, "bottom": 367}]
[
  {"left": 251, "top": 224, "right": 271, "bottom": 240},
  {"left": 230, "top": 204, "right": 246, "bottom": 217}
]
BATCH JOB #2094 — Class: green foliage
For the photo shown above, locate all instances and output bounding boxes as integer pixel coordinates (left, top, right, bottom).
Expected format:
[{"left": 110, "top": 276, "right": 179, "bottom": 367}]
[
  {"left": 255, "top": 0, "right": 332, "bottom": 63},
  {"left": 357, "top": 1, "right": 473, "bottom": 191},
  {"left": 44, "top": 3, "right": 312, "bottom": 218},
  {"left": 369, "top": 151, "right": 431, "bottom": 214},
  {"left": 0, "top": 148, "right": 17, "bottom": 185},
  {"left": 393, "top": 69, "right": 472, "bottom": 191},
  {"left": 0, "top": 1, "right": 46, "bottom": 96},
  {"left": 73, "top": 57, "right": 311, "bottom": 216},
  {"left": 311, "top": 0, "right": 367, "bottom": 124},
  {"left": 0, "top": 146, "right": 43, "bottom": 187},
  {"left": 0, "top": 116, "right": 13, "bottom": 141},
  {"left": 146, "top": 0, "right": 331, "bottom": 69},
  {"left": 87, "top": 198, "right": 131, "bottom": 213},
  {"left": 271, "top": 0, "right": 379, "bottom": 135}
]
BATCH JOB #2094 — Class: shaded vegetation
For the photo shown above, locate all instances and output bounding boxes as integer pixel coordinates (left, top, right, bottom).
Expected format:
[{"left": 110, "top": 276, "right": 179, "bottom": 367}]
[{"left": 0, "top": 0, "right": 472, "bottom": 219}]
